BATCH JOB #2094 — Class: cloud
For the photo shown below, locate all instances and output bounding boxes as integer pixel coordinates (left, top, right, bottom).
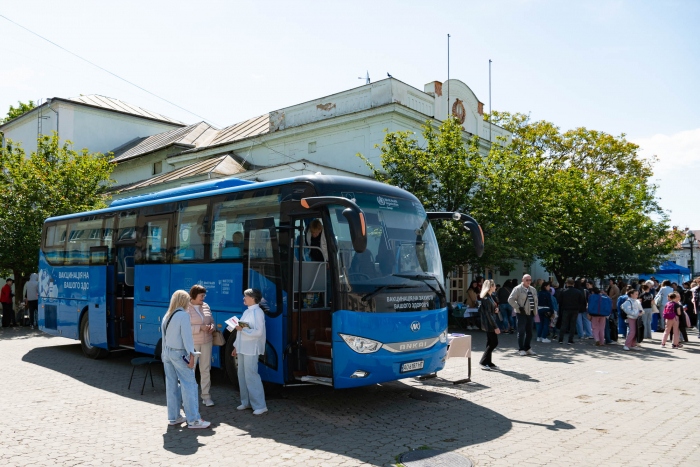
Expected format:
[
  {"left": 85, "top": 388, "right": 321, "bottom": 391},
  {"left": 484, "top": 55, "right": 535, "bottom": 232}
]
[
  {"left": 0, "top": 66, "right": 36, "bottom": 91},
  {"left": 633, "top": 128, "right": 700, "bottom": 228},
  {"left": 633, "top": 128, "right": 700, "bottom": 177}
]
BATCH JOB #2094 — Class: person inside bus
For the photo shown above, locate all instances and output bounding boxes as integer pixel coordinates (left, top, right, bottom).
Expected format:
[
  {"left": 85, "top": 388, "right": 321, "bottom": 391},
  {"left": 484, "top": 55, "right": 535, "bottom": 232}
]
[
  {"left": 187, "top": 285, "right": 215, "bottom": 407},
  {"left": 231, "top": 288, "right": 268, "bottom": 415},
  {"left": 162, "top": 290, "right": 210, "bottom": 429},
  {"left": 305, "top": 219, "right": 327, "bottom": 263},
  {"left": 222, "top": 231, "right": 244, "bottom": 258}
]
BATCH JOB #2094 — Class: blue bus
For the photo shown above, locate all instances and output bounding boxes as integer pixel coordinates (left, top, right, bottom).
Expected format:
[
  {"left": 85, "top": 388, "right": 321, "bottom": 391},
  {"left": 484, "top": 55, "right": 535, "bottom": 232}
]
[{"left": 38, "top": 175, "right": 483, "bottom": 388}]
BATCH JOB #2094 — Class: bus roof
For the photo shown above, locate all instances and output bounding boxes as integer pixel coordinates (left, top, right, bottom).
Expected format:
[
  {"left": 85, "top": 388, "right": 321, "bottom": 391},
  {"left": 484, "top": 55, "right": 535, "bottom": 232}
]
[{"left": 45, "top": 175, "right": 419, "bottom": 223}]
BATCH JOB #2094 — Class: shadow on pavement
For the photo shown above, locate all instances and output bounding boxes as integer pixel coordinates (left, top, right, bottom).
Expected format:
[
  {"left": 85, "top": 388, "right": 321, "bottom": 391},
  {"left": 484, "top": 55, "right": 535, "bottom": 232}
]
[
  {"left": 511, "top": 419, "right": 575, "bottom": 431},
  {"left": 21, "top": 339, "right": 519, "bottom": 463}
]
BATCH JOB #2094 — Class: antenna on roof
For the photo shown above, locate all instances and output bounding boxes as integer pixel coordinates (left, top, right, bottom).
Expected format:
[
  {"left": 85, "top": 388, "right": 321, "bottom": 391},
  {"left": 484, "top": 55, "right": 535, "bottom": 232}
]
[{"left": 358, "top": 71, "right": 370, "bottom": 84}]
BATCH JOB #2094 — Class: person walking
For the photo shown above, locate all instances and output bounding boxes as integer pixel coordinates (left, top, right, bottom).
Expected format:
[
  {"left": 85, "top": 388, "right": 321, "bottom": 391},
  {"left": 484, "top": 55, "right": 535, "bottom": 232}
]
[
  {"left": 621, "top": 289, "right": 643, "bottom": 351},
  {"left": 232, "top": 288, "right": 268, "bottom": 415},
  {"left": 587, "top": 288, "right": 611, "bottom": 346},
  {"left": 186, "top": 285, "right": 216, "bottom": 407},
  {"left": 478, "top": 280, "right": 501, "bottom": 370},
  {"left": 536, "top": 282, "right": 554, "bottom": 343},
  {"left": 497, "top": 279, "right": 514, "bottom": 333},
  {"left": 558, "top": 279, "right": 586, "bottom": 345},
  {"left": 507, "top": 274, "right": 538, "bottom": 356},
  {"left": 24, "top": 273, "right": 39, "bottom": 329},
  {"left": 661, "top": 292, "right": 683, "bottom": 349},
  {"left": 162, "top": 290, "right": 210, "bottom": 429},
  {"left": 654, "top": 280, "right": 674, "bottom": 332},
  {"left": 1, "top": 278, "right": 15, "bottom": 328},
  {"left": 639, "top": 283, "right": 655, "bottom": 339}
]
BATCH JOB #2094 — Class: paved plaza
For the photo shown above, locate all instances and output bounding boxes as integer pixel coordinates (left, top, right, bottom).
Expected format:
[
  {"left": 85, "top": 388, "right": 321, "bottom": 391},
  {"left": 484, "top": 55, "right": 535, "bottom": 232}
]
[{"left": 1, "top": 327, "right": 699, "bottom": 467}]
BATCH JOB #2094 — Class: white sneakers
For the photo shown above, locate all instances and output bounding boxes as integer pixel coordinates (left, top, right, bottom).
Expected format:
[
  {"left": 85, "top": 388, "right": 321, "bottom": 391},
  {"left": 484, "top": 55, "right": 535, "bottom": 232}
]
[
  {"left": 541, "top": 338, "right": 551, "bottom": 343},
  {"left": 623, "top": 346, "right": 630, "bottom": 351},
  {"left": 237, "top": 404, "right": 251, "bottom": 411},
  {"left": 168, "top": 416, "right": 186, "bottom": 426},
  {"left": 480, "top": 364, "right": 491, "bottom": 371},
  {"left": 188, "top": 419, "right": 211, "bottom": 429},
  {"left": 203, "top": 398, "right": 215, "bottom": 407},
  {"left": 253, "top": 408, "right": 268, "bottom": 416},
  {"left": 525, "top": 349, "right": 537, "bottom": 356},
  {"left": 518, "top": 350, "right": 527, "bottom": 356}
]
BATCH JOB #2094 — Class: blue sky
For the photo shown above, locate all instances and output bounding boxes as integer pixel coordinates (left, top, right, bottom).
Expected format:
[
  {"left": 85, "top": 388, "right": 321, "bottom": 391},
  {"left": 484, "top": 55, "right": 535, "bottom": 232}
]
[{"left": 1, "top": 0, "right": 698, "bottom": 226}]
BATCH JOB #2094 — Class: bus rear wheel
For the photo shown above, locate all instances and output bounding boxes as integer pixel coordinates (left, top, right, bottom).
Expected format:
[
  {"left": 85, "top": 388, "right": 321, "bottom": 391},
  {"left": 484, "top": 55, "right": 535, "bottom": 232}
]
[
  {"left": 79, "top": 314, "right": 108, "bottom": 359},
  {"left": 224, "top": 331, "right": 240, "bottom": 389}
]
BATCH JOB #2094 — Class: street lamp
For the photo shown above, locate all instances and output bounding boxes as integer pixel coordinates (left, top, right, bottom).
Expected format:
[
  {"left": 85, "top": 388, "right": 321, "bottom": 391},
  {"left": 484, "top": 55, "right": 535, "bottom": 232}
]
[{"left": 682, "top": 230, "right": 696, "bottom": 277}]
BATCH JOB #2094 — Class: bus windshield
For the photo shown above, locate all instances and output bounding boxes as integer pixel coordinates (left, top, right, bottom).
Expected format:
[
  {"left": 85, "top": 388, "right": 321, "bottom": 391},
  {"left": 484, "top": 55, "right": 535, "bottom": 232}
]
[{"left": 328, "top": 192, "right": 444, "bottom": 311}]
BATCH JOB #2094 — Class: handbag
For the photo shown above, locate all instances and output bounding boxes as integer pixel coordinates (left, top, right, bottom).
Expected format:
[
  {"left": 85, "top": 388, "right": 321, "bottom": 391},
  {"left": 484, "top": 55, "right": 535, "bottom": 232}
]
[{"left": 212, "top": 329, "right": 226, "bottom": 346}]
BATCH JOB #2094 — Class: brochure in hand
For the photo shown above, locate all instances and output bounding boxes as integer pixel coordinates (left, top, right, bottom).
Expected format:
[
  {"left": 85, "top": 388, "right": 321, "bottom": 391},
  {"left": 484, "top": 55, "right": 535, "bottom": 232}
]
[{"left": 225, "top": 316, "right": 251, "bottom": 332}]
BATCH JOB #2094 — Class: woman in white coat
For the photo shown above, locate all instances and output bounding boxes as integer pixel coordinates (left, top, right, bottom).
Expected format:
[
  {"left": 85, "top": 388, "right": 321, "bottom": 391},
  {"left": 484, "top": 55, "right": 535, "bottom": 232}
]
[{"left": 231, "top": 288, "right": 268, "bottom": 415}]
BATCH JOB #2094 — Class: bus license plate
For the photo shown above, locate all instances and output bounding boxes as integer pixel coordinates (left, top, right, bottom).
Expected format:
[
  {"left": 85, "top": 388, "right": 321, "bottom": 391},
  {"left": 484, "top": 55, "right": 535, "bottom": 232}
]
[{"left": 401, "top": 360, "right": 424, "bottom": 373}]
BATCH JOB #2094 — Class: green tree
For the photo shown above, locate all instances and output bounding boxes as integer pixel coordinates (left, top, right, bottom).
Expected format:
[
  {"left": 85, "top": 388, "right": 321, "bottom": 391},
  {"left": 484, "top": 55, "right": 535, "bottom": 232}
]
[
  {"left": 0, "top": 132, "right": 115, "bottom": 304},
  {"left": 361, "top": 117, "right": 546, "bottom": 277},
  {"left": 2, "top": 100, "right": 36, "bottom": 124},
  {"left": 489, "top": 111, "right": 678, "bottom": 283}
]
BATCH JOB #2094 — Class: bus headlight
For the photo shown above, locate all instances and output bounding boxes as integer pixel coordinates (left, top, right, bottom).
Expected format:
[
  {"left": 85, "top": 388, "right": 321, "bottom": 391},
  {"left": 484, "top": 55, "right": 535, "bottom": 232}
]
[
  {"left": 439, "top": 330, "right": 447, "bottom": 343},
  {"left": 339, "top": 334, "right": 382, "bottom": 354}
]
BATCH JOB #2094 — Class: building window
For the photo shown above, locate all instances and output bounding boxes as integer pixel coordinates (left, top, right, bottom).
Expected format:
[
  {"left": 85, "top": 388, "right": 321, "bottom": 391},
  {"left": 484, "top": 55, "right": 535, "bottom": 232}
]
[
  {"left": 153, "top": 161, "right": 162, "bottom": 175},
  {"left": 308, "top": 141, "right": 317, "bottom": 153}
]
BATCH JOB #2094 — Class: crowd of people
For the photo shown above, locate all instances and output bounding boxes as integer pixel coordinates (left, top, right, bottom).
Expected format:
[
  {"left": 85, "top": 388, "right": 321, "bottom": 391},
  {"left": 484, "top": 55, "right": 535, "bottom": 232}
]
[{"left": 473, "top": 274, "right": 700, "bottom": 370}]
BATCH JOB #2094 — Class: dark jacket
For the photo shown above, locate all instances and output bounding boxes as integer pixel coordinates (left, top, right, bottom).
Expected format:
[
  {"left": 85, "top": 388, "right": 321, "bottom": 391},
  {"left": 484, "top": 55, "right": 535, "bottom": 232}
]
[
  {"left": 497, "top": 286, "right": 511, "bottom": 306},
  {"left": 537, "top": 290, "right": 553, "bottom": 310},
  {"left": 558, "top": 287, "right": 586, "bottom": 313},
  {"left": 479, "top": 296, "right": 499, "bottom": 332}
]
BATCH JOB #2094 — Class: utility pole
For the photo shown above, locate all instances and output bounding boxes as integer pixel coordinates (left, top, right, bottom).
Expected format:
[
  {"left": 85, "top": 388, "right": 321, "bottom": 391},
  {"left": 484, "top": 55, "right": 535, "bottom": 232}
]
[
  {"left": 447, "top": 34, "right": 450, "bottom": 117},
  {"left": 489, "top": 59, "right": 492, "bottom": 144}
]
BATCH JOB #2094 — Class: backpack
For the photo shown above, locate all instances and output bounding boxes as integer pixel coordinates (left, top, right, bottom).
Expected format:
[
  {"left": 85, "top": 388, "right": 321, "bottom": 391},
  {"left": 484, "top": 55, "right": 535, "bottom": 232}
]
[
  {"left": 588, "top": 294, "right": 612, "bottom": 317},
  {"left": 663, "top": 302, "right": 677, "bottom": 320}
]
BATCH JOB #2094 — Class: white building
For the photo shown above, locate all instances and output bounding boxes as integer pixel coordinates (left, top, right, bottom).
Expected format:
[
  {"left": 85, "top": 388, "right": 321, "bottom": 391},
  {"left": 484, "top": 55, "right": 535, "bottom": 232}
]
[
  {"left": 668, "top": 229, "right": 700, "bottom": 279},
  {"left": 0, "top": 94, "right": 185, "bottom": 156}
]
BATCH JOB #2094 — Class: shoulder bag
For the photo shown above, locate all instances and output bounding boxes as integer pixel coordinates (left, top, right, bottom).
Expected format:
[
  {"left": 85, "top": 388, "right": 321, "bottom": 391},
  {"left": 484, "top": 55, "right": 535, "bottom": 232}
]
[{"left": 212, "top": 328, "right": 226, "bottom": 346}]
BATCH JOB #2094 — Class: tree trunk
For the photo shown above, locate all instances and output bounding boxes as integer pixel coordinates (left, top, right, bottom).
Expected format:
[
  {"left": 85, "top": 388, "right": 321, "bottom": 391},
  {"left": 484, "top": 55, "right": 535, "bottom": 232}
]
[{"left": 13, "top": 269, "right": 27, "bottom": 309}]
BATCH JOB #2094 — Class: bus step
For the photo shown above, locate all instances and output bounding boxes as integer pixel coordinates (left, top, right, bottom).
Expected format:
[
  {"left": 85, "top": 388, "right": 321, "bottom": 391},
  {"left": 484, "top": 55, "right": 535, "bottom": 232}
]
[{"left": 300, "top": 376, "right": 333, "bottom": 386}]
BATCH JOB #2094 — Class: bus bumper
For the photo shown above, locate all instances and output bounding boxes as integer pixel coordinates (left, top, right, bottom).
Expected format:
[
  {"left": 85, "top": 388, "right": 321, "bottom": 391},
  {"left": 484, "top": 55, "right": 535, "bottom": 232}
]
[{"left": 332, "top": 341, "right": 448, "bottom": 389}]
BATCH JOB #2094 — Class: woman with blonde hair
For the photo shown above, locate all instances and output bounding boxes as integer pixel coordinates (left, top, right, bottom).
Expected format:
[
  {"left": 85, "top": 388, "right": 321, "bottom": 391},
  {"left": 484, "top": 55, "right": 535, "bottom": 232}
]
[
  {"left": 161, "top": 290, "right": 210, "bottom": 429},
  {"left": 478, "top": 280, "right": 501, "bottom": 370}
]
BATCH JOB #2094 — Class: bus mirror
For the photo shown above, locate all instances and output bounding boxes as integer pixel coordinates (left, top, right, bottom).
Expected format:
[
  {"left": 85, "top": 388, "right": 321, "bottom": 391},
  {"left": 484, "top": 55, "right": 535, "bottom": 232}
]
[
  {"left": 426, "top": 212, "right": 484, "bottom": 258},
  {"left": 300, "top": 196, "right": 367, "bottom": 253}
]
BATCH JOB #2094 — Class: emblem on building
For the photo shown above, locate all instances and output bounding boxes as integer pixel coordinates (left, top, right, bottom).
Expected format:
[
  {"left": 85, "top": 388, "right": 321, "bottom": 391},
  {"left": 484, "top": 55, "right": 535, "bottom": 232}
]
[{"left": 452, "top": 99, "right": 466, "bottom": 124}]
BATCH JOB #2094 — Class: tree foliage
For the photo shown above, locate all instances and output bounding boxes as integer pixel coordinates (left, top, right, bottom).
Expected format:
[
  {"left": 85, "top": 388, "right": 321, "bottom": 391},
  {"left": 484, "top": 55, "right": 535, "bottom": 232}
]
[
  {"left": 2, "top": 100, "right": 36, "bottom": 124},
  {"left": 0, "top": 132, "right": 115, "bottom": 302},
  {"left": 363, "top": 113, "right": 679, "bottom": 285},
  {"left": 361, "top": 117, "right": 545, "bottom": 276}
]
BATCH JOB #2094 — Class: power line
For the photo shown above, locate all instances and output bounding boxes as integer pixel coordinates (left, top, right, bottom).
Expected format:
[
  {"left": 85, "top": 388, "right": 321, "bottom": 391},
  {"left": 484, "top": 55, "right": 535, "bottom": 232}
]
[{"left": 0, "top": 14, "right": 218, "bottom": 126}]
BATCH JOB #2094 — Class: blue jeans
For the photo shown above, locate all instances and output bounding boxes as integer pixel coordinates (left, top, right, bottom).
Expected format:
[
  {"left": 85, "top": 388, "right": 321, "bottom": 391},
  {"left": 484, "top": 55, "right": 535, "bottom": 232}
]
[
  {"left": 576, "top": 312, "right": 593, "bottom": 338},
  {"left": 238, "top": 353, "right": 267, "bottom": 410},
  {"left": 651, "top": 313, "right": 660, "bottom": 331},
  {"left": 618, "top": 312, "right": 628, "bottom": 338},
  {"left": 537, "top": 309, "right": 550, "bottom": 338},
  {"left": 516, "top": 313, "right": 534, "bottom": 351},
  {"left": 499, "top": 304, "right": 513, "bottom": 329},
  {"left": 162, "top": 347, "right": 201, "bottom": 424}
]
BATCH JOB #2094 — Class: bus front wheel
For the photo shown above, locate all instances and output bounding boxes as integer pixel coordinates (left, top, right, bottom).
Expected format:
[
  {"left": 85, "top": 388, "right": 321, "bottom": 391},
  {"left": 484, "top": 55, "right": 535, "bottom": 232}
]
[
  {"left": 224, "top": 331, "right": 240, "bottom": 389},
  {"left": 79, "top": 314, "right": 108, "bottom": 359}
]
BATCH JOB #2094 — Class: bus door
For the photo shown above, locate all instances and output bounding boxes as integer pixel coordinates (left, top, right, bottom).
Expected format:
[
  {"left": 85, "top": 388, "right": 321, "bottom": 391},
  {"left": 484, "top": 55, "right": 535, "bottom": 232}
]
[
  {"left": 87, "top": 246, "right": 109, "bottom": 350},
  {"left": 244, "top": 217, "right": 284, "bottom": 384},
  {"left": 289, "top": 215, "right": 332, "bottom": 386},
  {"left": 114, "top": 242, "right": 136, "bottom": 347},
  {"left": 135, "top": 213, "right": 173, "bottom": 352}
]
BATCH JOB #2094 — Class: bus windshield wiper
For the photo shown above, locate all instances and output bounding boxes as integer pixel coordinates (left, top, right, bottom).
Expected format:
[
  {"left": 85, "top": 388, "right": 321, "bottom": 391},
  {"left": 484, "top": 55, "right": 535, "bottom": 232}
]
[
  {"left": 392, "top": 274, "right": 446, "bottom": 298},
  {"left": 362, "top": 284, "right": 420, "bottom": 302}
]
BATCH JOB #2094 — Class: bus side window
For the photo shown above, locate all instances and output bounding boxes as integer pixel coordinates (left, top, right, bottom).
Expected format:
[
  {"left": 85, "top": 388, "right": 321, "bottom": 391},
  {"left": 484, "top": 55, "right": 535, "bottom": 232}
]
[
  {"left": 44, "top": 221, "right": 68, "bottom": 265},
  {"left": 103, "top": 217, "right": 114, "bottom": 262},
  {"left": 174, "top": 201, "right": 209, "bottom": 262},
  {"left": 66, "top": 216, "right": 103, "bottom": 265},
  {"left": 116, "top": 211, "right": 139, "bottom": 242}
]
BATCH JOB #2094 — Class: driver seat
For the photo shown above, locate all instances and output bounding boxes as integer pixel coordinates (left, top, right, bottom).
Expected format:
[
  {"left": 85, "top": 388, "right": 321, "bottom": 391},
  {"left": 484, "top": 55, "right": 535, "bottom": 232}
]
[{"left": 349, "top": 250, "right": 376, "bottom": 278}]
